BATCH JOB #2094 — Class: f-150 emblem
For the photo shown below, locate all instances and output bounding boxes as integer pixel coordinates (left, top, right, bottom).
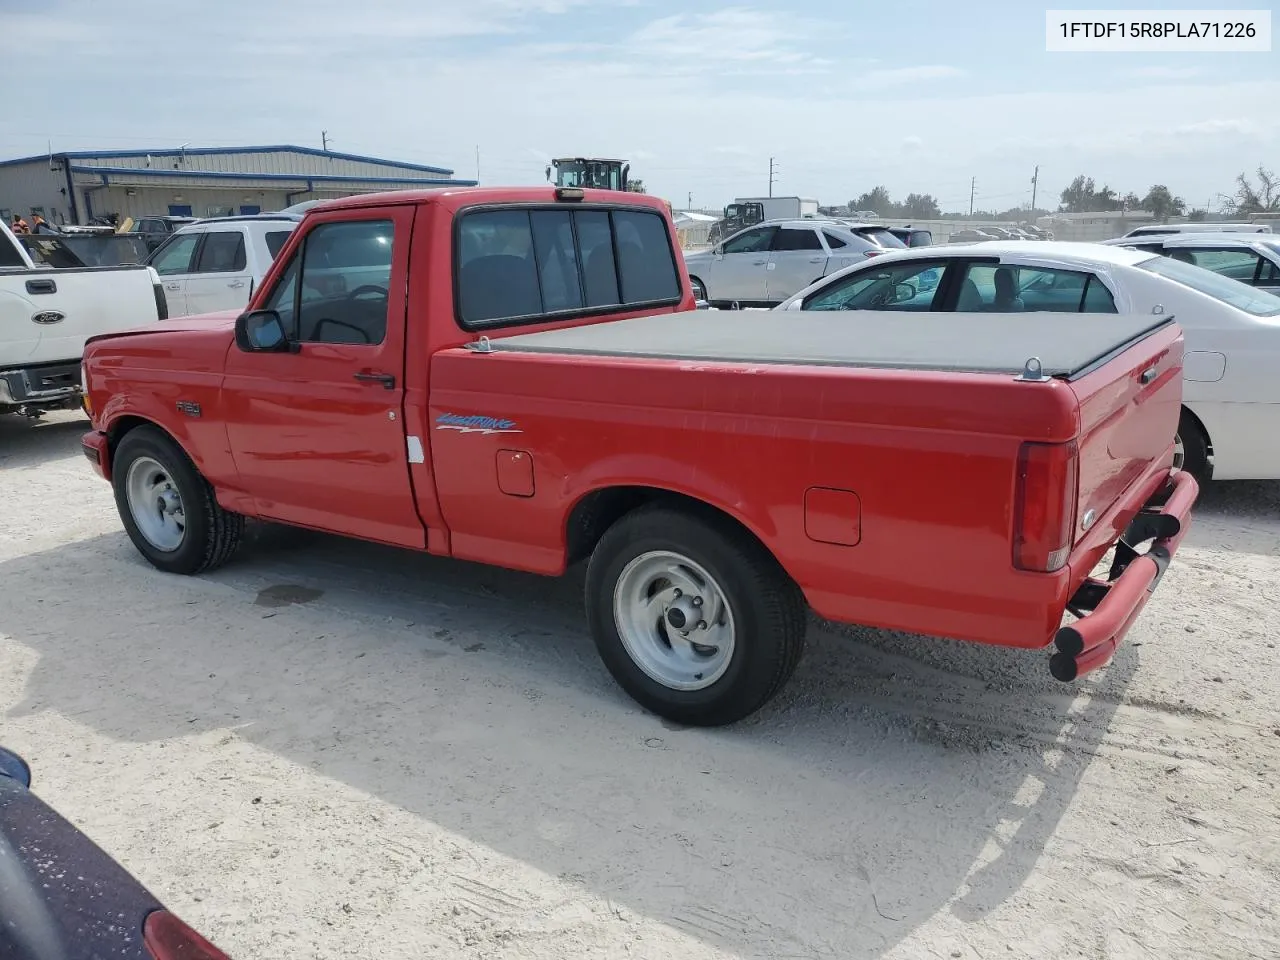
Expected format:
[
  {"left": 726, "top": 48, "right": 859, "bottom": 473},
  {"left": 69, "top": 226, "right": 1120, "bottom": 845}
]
[{"left": 31, "top": 310, "right": 65, "bottom": 325}]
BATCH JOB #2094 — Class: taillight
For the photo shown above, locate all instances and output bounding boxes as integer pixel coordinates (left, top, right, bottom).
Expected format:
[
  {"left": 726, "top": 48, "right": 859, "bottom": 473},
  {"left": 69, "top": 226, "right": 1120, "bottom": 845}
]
[
  {"left": 1012, "top": 440, "right": 1078, "bottom": 573},
  {"left": 143, "top": 910, "right": 231, "bottom": 960}
]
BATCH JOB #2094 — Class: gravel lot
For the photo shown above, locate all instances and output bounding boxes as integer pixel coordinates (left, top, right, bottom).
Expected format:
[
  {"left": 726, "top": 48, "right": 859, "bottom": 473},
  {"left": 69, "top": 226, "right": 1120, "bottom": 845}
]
[{"left": 2, "top": 411, "right": 1278, "bottom": 960}]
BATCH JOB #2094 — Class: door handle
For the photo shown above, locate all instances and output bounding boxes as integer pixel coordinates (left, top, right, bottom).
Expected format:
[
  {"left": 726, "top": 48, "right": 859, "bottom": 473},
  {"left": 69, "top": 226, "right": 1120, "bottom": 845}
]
[
  {"left": 809, "top": 256, "right": 824, "bottom": 263},
  {"left": 25, "top": 278, "right": 56, "bottom": 295},
  {"left": 227, "top": 280, "right": 245, "bottom": 288},
  {"left": 165, "top": 282, "right": 181, "bottom": 291},
  {"left": 1139, "top": 366, "right": 1157, "bottom": 385},
  {"left": 752, "top": 259, "right": 768, "bottom": 265},
  {"left": 354, "top": 371, "right": 396, "bottom": 390}
]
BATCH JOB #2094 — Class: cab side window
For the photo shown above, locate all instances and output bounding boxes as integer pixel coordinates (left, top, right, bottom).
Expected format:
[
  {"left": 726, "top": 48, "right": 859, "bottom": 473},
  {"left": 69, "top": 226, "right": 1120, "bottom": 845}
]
[
  {"left": 150, "top": 233, "right": 200, "bottom": 276},
  {"left": 193, "top": 231, "right": 246, "bottom": 273},
  {"left": 771, "top": 228, "right": 823, "bottom": 251},
  {"left": 265, "top": 220, "right": 394, "bottom": 345},
  {"left": 720, "top": 226, "right": 776, "bottom": 255}
]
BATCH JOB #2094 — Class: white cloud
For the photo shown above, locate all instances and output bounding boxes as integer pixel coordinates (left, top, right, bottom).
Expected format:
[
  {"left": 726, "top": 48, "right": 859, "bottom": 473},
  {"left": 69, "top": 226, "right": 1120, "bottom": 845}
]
[
  {"left": 1117, "top": 65, "right": 1205, "bottom": 81},
  {"left": 858, "top": 65, "right": 967, "bottom": 88}
]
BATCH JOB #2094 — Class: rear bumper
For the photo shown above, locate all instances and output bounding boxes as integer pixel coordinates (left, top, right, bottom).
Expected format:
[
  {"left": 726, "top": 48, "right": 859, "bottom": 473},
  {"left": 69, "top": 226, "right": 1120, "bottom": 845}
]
[
  {"left": 81, "top": 430, "right": 110, "bottom": 481},
  {"left": 0, "top": 362, "right": 83, "bottom": 409},
  {"left": 1049, "top": 469, "right": 1198, "bottom": 681}
]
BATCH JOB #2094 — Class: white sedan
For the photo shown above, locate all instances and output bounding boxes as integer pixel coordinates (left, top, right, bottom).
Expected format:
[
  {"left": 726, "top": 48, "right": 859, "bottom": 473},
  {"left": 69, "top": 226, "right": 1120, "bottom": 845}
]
[{"left": 774, "top": 241, "right": 1280, "bottom": 483}]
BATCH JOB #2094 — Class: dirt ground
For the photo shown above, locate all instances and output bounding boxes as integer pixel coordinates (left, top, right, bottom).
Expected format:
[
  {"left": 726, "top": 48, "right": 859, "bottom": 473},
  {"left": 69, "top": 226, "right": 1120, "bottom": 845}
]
[{"left": 2, "top": 411, "right": 1278, "bottom": 960}]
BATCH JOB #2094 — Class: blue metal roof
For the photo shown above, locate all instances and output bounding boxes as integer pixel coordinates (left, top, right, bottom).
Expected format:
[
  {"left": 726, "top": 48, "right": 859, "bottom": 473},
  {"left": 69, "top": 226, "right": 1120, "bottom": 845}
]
[
  {"left": 0, "top": 144, "right": 455, "bottom": 175},
  {"left": 69, "top": 164, "right": 477, "bottom": 186}
]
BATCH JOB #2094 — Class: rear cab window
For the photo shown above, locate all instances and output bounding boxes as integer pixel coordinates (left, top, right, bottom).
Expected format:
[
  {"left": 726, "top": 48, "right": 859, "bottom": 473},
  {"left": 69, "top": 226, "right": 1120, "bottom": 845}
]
[{"left": 456, "top": 205, "right": 682, "bottom": 327}]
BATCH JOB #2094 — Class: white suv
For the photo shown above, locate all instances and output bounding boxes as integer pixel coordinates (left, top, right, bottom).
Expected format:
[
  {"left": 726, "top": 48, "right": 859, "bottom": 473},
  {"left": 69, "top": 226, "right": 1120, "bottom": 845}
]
[{"left": 146, "top": 215, "right": 299, "bottom": 317}]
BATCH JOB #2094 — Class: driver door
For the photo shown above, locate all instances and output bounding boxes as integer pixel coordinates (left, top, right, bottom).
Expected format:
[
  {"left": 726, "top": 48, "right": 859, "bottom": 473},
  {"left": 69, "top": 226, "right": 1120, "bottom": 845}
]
[{"left": 221, "top": 204, "right": 426, "bottom": 549}]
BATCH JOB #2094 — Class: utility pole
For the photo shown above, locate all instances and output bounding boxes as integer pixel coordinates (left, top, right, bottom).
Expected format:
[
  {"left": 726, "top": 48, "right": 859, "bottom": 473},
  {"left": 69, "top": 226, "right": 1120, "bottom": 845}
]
[
  {"left": 1030, "top": 165, "right": 1039, "bottom": 212},
  {"left": 475, "top": 145, "right": 481, "bottom": 183},
  {"left": 769, "top": 157, "right": 777, "bottom": 198},
  {"left": 969, "top": 176, "right": 976, "bottom": 217},
  {"left": 321, "top": 130, "right": 330, "bottom": 152},
  {"left": 688, "top": 191, "right": 693, "bottom": 210}
]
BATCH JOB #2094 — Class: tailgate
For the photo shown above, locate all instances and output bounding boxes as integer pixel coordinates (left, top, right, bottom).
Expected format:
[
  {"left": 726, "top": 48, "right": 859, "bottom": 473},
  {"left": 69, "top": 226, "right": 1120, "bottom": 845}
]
[{"left": 1069, "top": 321, "right": 1184, "bottom": 544}]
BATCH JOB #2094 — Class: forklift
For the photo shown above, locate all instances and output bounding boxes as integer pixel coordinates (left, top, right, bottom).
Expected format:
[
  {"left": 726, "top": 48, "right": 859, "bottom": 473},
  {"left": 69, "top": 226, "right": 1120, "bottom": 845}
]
[{"left": 546, "top": 158, "right": 641, "bottom": 193}]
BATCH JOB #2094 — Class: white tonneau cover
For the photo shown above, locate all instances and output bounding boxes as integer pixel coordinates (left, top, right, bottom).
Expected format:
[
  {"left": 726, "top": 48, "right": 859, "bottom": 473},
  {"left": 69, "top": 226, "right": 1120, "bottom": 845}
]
[{"left": 474, "top": 310, "right": 1174, "bottom": 379}]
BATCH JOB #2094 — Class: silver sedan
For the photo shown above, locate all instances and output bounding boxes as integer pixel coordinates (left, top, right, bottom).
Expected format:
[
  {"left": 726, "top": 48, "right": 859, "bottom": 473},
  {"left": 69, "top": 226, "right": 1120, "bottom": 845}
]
[{"left": 682, "top": 220, "right": 896, "bottom": 308}]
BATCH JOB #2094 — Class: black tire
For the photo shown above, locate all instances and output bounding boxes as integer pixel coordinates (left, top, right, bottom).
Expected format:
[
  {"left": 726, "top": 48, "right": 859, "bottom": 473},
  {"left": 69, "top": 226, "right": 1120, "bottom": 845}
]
[
  {"left": 112, "top": 425, "right": 244, "bottom": 575},
  {"left": 585, "top": 503, "right": 806, "bottom": 726},
  {"left": 1175, "top": 409, "right": 1211, "bottom": 486},
  {"left": 689, "top": 276, "right": 708, "bottom": 302}
]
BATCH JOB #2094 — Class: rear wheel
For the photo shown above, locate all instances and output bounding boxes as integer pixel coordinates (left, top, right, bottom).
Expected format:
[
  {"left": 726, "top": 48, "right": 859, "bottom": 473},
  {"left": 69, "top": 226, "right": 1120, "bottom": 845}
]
[
  {"left": 1173, "top": 410, "right": 1211, "bottom": 485},
  {"left": 585, "top": 504, "right": 806, "bottom": 726},
  {"left": 112, "top": 426, "right": 244, "bottom": 574}
]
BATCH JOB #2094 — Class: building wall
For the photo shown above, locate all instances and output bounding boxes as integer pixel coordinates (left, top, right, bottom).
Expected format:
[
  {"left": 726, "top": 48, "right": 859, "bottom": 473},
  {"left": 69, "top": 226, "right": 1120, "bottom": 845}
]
[
  {"left": 70, "top": 147, "right": 453, "bottom": 180},
  {"left": 2, "top": 146, "right": 466, "bottom": 225},
  {"left": 80, "top": 183, "right": 417, "bottom": 221},
  {"left": 0, "top": 160, "right": 78, "bottom": 225}
]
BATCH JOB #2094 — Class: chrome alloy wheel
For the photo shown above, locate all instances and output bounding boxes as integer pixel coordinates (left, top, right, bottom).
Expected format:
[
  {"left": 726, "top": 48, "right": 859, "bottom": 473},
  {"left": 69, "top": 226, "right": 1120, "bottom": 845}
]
[
  {"left": 612, "top": 550, "right": 736, "bottom": 691},
  {"left": 125, "top": 456, "right": 187, "bottom": 552}
]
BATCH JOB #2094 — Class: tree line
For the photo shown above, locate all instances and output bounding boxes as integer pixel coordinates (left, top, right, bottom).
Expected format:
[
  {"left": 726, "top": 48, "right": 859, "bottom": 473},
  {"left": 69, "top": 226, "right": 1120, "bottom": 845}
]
[
  {"left": 1058, "top": 166, "right": 1277, "bottom": 221},
  {"left": 836, "top": 166, "right": 1278, "bottom": 223}
]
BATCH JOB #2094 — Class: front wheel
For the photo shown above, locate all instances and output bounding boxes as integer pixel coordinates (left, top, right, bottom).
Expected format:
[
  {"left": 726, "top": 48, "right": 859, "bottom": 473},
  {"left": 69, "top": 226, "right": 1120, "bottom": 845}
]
[
  {"left": 689, "top": 276, "right": 708, "bottom": 302},
  {"left": 112, "top": 425, "right": 244, "bottom": 575},
  {"left": 585, "top": 504, "right": 806, "bottom": 726}
]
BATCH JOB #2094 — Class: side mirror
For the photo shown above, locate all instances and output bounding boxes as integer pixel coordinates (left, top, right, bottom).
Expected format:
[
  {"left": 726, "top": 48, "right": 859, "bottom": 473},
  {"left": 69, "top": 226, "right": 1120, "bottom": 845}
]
[
  {"left": 785, "top": 299, "right": 803, "bottom": 312},
  {"left": 545, "top": 165, "right": 552, "bottom": 182},
  {"left": 235, "top": 309, "right": 292, "bottom": 353},
  {"left": 894, "top": 282, "right": 916, "bottom": 301}
]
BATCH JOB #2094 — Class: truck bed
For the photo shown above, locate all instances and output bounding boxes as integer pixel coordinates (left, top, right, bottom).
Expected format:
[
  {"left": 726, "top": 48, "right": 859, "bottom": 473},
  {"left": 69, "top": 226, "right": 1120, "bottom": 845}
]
[{"left": 477, "top": 310, "right": 1174, "bottom": 380}]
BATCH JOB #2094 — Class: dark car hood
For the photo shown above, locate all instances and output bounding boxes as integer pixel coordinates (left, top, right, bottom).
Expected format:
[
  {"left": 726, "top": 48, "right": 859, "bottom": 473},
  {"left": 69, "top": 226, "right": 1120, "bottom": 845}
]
[{"left": 0, "top": 775, "right": 157, "bottom": 959}]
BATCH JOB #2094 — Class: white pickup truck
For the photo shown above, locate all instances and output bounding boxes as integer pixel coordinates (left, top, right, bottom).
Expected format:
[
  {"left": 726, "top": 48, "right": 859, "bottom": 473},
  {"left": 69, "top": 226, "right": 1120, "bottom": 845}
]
[{"left": 1, "top": 221, "right": 166, "bottom": 416}]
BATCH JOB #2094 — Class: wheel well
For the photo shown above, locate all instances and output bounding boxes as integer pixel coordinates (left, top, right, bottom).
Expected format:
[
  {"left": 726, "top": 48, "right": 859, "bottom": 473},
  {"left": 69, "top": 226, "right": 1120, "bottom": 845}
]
[
  {"left": 565, "top": 486, "right": 776, "bottom": 569},
  {"left": 1180, "top": 405, "right": 1212, "bottom": 454},
  {"left": 105, "top": 415, "right": 174, "bottom": 470}
]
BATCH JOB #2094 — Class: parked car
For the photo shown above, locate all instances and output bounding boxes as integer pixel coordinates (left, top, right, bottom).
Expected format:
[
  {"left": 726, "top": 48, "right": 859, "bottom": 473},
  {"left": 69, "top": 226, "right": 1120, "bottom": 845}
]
[
  {"left": 0, "top": 745, "right": 231, "bottom": 959},
  {"left": 82, "top": 186, "right": 1195, "bottom": 725},
  {"left": 683, "top": 220, "right": 895, "bottom": 307},
  {"left": 775, "top": 241, "right": 1280, "bottom": 483},
  {"left": 0, "top": 220, "right": 165, "bottom": 417},
  {"left": 888, "top": 226, "right": 934, "bottom": 247},
  {"left": 122, "top": 215, "right": 199, "bottom": 253},
  {"left": 948, "top": 228, "right": 998, "bottom": 243},
  {"left": 1102, "top": 232, "right": 1280, "bottom": 294},
  {"left": 146, "top": 214, "right": 299, "bottom": 317},
  {"left": 1121, "top": 222, "right": 1273, "bottom": 239}
]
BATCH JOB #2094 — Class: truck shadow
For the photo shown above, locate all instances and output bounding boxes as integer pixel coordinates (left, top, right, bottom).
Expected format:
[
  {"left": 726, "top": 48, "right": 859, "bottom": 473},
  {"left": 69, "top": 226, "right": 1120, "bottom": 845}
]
[
  {"left": 2, "top": 526, "right": 1143, "bottom": 958},
  {"left": 0, "top": 412, "right": 88, "bottom": 469}
]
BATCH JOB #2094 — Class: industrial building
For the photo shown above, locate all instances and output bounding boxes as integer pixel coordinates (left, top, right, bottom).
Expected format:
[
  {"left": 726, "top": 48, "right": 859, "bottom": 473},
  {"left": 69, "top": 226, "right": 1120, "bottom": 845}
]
[{"left": 0, "top": 144, "right": 477, "bottom": 226}]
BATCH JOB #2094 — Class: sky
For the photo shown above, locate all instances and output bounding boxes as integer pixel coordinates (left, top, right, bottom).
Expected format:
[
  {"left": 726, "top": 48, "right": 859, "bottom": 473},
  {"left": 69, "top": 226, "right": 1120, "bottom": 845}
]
[{"left": 2, "top": 0, "right": 1277, "bottom": 213}]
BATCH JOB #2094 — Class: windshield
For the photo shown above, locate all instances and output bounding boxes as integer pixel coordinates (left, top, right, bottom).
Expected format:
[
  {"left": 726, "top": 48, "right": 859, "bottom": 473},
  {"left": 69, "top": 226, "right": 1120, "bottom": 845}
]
[{"left": 1138, "top": 254, "right": 1280, "bottom": 317}]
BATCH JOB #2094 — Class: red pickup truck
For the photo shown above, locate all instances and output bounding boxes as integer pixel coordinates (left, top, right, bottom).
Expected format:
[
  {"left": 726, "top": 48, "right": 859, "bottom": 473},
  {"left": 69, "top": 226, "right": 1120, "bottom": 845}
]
[{"left": 81, "top": 187, "right": 1197, "bottom": 725}]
